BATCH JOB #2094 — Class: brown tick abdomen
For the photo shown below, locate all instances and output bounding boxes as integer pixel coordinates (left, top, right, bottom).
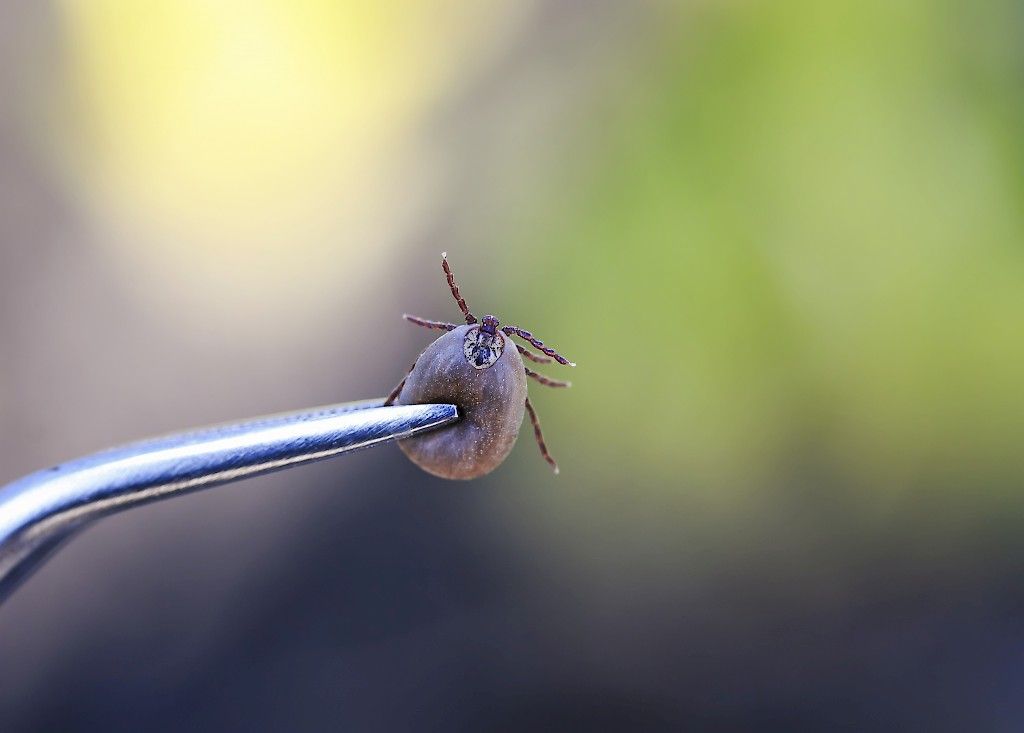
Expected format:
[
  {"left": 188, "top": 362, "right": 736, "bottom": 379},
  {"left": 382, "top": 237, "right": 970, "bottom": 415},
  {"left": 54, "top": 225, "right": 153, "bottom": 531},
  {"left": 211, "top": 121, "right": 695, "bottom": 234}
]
[{"left": 397, "top": 324, "right": 526, "bottom": 480}]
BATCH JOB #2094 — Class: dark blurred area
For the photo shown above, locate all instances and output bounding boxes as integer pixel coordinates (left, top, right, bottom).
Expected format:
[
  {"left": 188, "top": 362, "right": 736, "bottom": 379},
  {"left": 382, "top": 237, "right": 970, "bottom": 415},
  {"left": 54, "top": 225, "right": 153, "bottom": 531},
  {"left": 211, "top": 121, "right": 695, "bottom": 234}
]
[{"left": 2, "top": 1, "right": 1024, "bottom": 730}]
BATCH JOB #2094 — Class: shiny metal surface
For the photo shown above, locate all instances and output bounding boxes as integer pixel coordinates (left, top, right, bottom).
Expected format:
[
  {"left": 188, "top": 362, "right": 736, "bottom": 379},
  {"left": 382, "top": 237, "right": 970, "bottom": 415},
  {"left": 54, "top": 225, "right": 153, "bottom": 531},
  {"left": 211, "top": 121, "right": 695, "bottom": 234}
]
[{"left": 0, "top": 399, "right": 458, "bottom": 603}]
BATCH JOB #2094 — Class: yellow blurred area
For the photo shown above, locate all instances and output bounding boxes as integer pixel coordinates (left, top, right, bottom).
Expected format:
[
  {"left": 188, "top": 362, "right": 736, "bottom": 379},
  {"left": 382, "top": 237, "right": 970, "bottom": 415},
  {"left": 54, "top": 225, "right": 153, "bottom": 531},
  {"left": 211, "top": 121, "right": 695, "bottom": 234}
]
[{"left": 53, "top": 0, "right": 529, "bottom": 316}]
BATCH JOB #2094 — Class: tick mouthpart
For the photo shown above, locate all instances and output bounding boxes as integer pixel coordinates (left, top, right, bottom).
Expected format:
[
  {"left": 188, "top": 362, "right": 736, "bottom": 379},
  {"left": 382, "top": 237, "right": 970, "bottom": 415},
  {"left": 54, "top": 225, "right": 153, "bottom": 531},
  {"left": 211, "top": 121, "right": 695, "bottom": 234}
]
[{"left": 480, "top": 314, "right": 500, "bottom": 336}]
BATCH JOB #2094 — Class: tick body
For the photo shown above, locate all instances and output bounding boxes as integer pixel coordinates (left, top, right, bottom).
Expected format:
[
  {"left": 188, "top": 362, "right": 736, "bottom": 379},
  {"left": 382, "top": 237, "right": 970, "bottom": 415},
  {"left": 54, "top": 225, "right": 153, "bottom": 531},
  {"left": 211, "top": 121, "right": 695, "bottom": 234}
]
[
  {"left": 398, "top": 325, "right": 525, "bottom": 479},
  {"left": 387, "top": 253, "right": 575, "bottom": 479}
]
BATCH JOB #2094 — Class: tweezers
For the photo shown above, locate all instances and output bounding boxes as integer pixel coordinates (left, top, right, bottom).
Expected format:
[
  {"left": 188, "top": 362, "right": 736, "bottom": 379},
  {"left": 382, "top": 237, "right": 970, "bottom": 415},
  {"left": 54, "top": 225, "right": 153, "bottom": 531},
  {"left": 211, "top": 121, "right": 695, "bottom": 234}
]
[{"left": 0, "top": 399, "right": 458, "bottom": 605}]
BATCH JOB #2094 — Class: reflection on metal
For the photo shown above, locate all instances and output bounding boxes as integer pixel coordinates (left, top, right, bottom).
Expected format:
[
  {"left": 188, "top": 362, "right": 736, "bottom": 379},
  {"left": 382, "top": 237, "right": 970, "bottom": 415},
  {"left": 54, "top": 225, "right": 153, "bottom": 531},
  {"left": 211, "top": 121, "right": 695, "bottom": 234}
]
[{"left": 0, "top": 399, "right": 458, "bottom": 604}]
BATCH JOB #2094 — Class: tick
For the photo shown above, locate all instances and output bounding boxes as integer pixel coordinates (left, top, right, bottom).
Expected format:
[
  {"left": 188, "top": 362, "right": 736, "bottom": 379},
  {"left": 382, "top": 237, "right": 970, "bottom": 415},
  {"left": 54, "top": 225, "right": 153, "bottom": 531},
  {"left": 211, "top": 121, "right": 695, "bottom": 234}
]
[{"left": 385, "top": 252, "right": 575, "bottom": 479}]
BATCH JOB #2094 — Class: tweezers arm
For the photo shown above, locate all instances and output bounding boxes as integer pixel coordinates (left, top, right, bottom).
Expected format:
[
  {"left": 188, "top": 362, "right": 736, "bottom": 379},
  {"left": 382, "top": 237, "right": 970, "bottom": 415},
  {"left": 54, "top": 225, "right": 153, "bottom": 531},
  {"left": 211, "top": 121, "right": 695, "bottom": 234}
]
[{"left": 0, "top": 399, "right": 458, "bottom": 603}]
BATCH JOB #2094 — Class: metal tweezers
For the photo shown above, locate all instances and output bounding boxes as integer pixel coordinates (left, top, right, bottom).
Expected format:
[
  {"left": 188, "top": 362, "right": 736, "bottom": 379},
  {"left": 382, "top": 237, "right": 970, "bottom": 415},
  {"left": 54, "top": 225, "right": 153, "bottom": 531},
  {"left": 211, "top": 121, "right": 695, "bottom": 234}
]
[{"left": 0, "top": 399, "right": 458, "bottom": 604}]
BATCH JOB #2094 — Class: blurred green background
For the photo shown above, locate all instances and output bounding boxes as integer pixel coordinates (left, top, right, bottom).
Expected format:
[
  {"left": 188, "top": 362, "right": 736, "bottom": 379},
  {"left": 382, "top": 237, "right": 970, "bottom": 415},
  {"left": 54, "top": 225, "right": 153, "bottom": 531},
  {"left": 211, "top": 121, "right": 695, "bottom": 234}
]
[{"left": 1, "top": 1, "right": 1023, "bottom": 730}]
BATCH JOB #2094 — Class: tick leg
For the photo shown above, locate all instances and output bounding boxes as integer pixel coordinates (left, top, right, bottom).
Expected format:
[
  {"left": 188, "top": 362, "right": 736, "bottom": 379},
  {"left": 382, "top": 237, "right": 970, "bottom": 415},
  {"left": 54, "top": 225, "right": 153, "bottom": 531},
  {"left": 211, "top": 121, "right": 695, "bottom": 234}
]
[
  {"left": 384, "top": 361, "right": 417, "bottom": 406},
  {"left": 403, "top": 314, "right": 457, "bottom": 331},
  {"left": 441, "top": 252, "right": 477, "bottom": 324},
  {"left": 525, "top": 397, "right": 559, "bottom": 474},
  {"left": 516, "top": 343, "right": 553, "bottom": 364},
  {"left": 525, "top": 367, "right": 571, "bottom": 388},
  {"left": 503, "top": 326, "right": 576, "bottom": 367}
]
